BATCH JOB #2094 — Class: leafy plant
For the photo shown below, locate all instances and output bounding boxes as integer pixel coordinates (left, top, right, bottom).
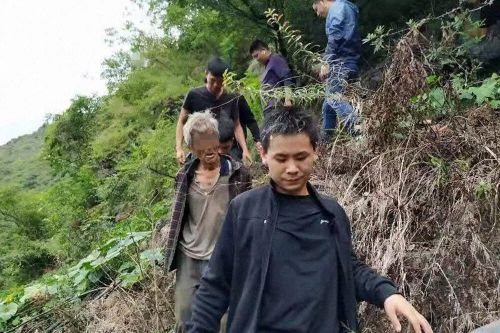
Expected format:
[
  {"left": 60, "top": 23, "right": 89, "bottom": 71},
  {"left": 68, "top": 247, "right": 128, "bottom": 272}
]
[
  {"left": 456, "top": 73, "right": 500, "bottom": 108},
  {"left": 67, "top": 231, "right": 153, "bottom": 291},
  {"left": 0, "top": 302, "right": 18, "bottom": 323},
  {"left": 429, "top": 155, "right": 449, "bottom": 186},
  {"left": 265, "top": 8, "right": 323, "bottom": 67},
  {"left": 363, "top": 25, "right": 392, "bottom": 53},
  {"left": 44, "top": 96, "right": 101, "bottom": 174},
  {"left": 474, "top": 180, "right": 493, "bottom": 199},
  {"left": 0, "top": 231, "right": 164, "bottom": 329}
]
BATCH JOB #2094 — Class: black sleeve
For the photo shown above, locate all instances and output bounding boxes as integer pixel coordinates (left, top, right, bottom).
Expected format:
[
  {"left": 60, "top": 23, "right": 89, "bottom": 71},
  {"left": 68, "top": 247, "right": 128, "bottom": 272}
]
[
  {"left": 338, "top": 204, "right": 399, "bottom": 307},
  {"left": 187, "top": 203, "right": 236, "bottom": 333},
  {"left": 237, "top": 96, "right": 260, "bottom": 142},
  {"left": 182, "top": 89, "right": 195, "bottom": 113}
]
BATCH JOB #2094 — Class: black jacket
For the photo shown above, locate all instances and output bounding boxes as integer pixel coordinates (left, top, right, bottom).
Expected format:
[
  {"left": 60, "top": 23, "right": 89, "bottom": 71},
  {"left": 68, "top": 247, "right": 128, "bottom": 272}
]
[{"left": 187, "top": 183, "right": 398, "bottom": 333}]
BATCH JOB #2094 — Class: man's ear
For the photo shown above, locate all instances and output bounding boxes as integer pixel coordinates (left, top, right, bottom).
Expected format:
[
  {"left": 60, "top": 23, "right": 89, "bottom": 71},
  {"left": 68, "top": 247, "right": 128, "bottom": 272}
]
[
  {"left": 313, "top": 149, "right": 319, "bottom": 162},
  {"left": 257, "top": 143, "right": 267, "bottom": 165}
]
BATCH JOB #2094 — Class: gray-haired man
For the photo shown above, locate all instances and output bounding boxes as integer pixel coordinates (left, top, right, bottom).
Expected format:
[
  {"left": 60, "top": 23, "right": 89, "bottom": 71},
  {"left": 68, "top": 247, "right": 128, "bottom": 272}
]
[{"left": 158, "top": 111, "right": 251, "bottom": 332}]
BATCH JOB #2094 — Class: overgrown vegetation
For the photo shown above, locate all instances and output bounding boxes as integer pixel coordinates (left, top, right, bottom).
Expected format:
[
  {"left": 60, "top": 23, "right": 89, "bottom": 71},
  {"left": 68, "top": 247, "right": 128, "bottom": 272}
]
[{"left": 1, "top": 0, "right": 499, "bottom": 332}]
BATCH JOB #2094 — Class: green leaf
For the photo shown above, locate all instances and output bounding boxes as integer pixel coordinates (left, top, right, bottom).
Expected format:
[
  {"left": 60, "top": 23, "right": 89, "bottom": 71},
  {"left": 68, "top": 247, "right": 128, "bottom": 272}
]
[
  {"left": 100, "top": 238, "right": 120, "bottom": 253},
  {"left": 118, "top": 262, "right": 135, "bottom": 273},
  {"left": 47, "top": 284, "right": 58, "bottom": 295},
  {"left": 490, "top": 100, "right": 500, "bottom": 108},
  {"left": 73, "top": 269, "right": 90, "bottom": 286},
  {"left": 468, "top": 79, "right": 498, "bottom": 104},
  {"left": 140, "top": 248, "right": 164, "bottom": 262},
  {"left": 19, "top": 284, "right": 49, "bottom": 304},
  {"left": 11, "top": 316, "right": 22, "bottom": 326},
  {"left": 90, "top": 256, "right": 107, "bottom": 268},
  {"left": 72, "top": 250, "right": 101, "bottom": 270},
  {"left": 119, "top": 269, "right": 143, "bottom": 288},
  {"left": 426, "top": 75, "right": 439, "bottom": 86},
  {"left": 0, "top": 302, "right": 18, "bottom": 322},
  {"left": 104, "top": 231, "right": 151, "bottom": 260},
  {"left": 88, "top": 271, "right": 103, "bottom": 284},
  {"left": 459, "top": 90, "right": 473, "bottom": 100},
  {"left": 429, "top": 88, "right": 446, "bottom": 108}
]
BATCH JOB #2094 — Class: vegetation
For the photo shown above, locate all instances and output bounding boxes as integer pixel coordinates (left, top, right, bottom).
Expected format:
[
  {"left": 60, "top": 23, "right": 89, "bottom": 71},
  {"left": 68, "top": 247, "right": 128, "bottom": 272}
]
[
  {"left": 1, "top": 0, "right": 499, "bottom": 332},
  {"left": 0, "top": 126, "right": 53, "bottom": 190}
]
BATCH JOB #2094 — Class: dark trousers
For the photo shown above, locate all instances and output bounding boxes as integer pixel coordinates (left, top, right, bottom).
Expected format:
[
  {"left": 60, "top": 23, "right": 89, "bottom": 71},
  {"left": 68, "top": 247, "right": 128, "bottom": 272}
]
[{"left": 174, "top": 250, "right": 227, "bottom": 332}]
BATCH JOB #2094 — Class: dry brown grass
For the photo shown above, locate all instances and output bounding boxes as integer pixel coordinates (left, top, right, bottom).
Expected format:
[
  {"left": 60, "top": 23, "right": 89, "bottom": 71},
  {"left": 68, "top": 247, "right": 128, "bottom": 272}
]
[
  {"left": 366, "top": 30, "right": 429, "bottom": 147},
  {"left": 314, "top": 105, "right": 500, "bottom": 333},
  {"left": 84, "top": 269, "right": 176, "bottom": 333}
]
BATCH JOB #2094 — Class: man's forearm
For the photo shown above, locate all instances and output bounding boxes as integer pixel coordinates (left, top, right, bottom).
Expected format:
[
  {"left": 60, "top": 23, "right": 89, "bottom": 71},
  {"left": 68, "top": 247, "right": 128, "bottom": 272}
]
[
  {"left": 247, "top": 120, "right": 261, "bottom": 143},
  {"left": 284, "top": 86, "right": 292, "bottom": 106},
  {"left": 176, "top": 117, "right": 185, "bottom": 150},
  {"left": 234, "top": 122, "right": 249, "bottom": 153},
  {"left": 324, "top": 36, "right": 340, "bottom": 65},
  {"left": 351, "top": 252, "right": 398, "bottom": 307}
]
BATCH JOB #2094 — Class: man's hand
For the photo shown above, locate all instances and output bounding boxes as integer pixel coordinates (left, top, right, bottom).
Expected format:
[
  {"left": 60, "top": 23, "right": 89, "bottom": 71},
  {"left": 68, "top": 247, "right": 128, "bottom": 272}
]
[
  {"left": 384, "top": 294, "right": 433, "bottom": 333},
  {"left": 284, "top": 87, "right": 293, "bottom": 108},
  {"left": 255, "top": 142, "right": 263, "bottom": 154},
  {"left": 319, "top": 64, "right": 329, "bottom": 81},
  {"left": 176, "top": 148, "right": 185, "bottom": 165},
  {"left": 242, "top": 149, "right": 253, "bottom": 165}
]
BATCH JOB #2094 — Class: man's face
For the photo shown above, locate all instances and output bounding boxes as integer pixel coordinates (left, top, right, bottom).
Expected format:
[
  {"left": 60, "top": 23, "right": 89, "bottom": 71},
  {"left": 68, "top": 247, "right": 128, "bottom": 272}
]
[
  {"left": 218, "top": 140, "right": 233, "bottom": 155},
  {"left": 260, "top": 133, "right": 316, "bottom": 196},
  {"left": 206, "top": 72, "right": 224, "bottom": 97},
  {"left": 251, "top": 48, "right": 270, "bottom": 66},
  {"left": 190, "top": 132, "right": 220, "bottom": 166},
  {"left": 313, "top": 0, "right": 329, "bottom": 17}
]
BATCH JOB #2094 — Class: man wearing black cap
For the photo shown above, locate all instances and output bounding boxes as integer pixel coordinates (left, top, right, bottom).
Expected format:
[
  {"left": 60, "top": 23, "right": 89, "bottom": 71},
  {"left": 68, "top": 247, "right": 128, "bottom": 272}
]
[{"left": 176, "top": 57, "right": 258, "bottom": 165}]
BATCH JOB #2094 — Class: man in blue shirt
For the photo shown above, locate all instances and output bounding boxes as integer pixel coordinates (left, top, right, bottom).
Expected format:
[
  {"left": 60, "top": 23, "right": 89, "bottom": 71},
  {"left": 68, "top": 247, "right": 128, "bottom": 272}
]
[
  {"left": 313, "top": 0, "right": 361, "bottom": 137},
  {"left": 187, "top": 107, "right": 433, "bottom": 333},
  {"left": 249, "top": 39, "right": 294, "bottom": 113}
]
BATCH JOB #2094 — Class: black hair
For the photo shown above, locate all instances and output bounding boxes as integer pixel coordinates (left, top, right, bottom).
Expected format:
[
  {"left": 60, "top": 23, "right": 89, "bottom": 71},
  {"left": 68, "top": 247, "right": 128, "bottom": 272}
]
[
  {"left": 249, "top": 39, "right": 269, "bottom": 55},
  {"left": 260, "top": 107, "right": 319, "bottom": 152},
  {"left": 218, "top": 116, "right": 234, "bottom": 143},
  {"left": 206, "top": 57, "right": 230, "bottom": 77}
]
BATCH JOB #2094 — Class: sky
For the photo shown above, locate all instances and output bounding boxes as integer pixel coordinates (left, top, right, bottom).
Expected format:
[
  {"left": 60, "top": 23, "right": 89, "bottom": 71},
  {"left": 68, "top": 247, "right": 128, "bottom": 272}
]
[{"left": 0, "top": 0, "right": 150, "bottom": 145}]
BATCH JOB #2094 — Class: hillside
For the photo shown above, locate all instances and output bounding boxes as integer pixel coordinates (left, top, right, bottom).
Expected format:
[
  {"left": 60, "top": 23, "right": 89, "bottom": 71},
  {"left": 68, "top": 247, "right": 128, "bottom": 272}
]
[
  {"left": 0, "top": 0, "right": 499, "bottom": 332},
  {"left": 0, "top": 126, "right": 54, "bottom": 190}
]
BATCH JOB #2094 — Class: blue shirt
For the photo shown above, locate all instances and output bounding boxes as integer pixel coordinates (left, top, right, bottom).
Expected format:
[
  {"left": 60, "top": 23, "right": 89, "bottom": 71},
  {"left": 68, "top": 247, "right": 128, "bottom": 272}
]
[
  {"left": 261, "top": 53, "right": 293, "bottom": 113},
  {"left": 325, "top": 0, "right": 361, "bottom": 72},
  {"left": 261, "top": 53, "right": 293, "bottom": 88}
]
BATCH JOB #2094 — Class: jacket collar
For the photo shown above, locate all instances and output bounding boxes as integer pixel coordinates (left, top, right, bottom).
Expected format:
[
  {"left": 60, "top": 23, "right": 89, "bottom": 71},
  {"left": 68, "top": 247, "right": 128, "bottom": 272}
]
[
  {"left": 183, "top": 154, "right": 241, "bottom": 179},
  {"left": 268, "top": 180, "right": 337, "bottom": 218}
]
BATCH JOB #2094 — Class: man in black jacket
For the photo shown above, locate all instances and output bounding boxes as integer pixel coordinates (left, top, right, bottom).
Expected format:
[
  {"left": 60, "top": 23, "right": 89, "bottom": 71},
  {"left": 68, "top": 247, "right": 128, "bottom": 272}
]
[{"left": 187, "top": 108, "right": 433, "bottom": 333}]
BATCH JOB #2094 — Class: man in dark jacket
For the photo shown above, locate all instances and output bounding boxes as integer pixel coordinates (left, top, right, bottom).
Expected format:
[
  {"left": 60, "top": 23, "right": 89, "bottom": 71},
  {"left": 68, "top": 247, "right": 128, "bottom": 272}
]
[
  {"left": 157, "top": 110, "right": 252, "bottom": 332},
  {"left": 187, "top": 108, "right": 433, "bottom": 333},
  {"left": 249, "top": 39, "right": 294, "bottom": 113}
]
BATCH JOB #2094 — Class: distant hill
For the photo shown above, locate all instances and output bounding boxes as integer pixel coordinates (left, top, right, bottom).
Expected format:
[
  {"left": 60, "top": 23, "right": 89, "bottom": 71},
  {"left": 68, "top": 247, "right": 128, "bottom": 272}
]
[{"left": 0, "top": 126, "right": 54, "bottom": 191}]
